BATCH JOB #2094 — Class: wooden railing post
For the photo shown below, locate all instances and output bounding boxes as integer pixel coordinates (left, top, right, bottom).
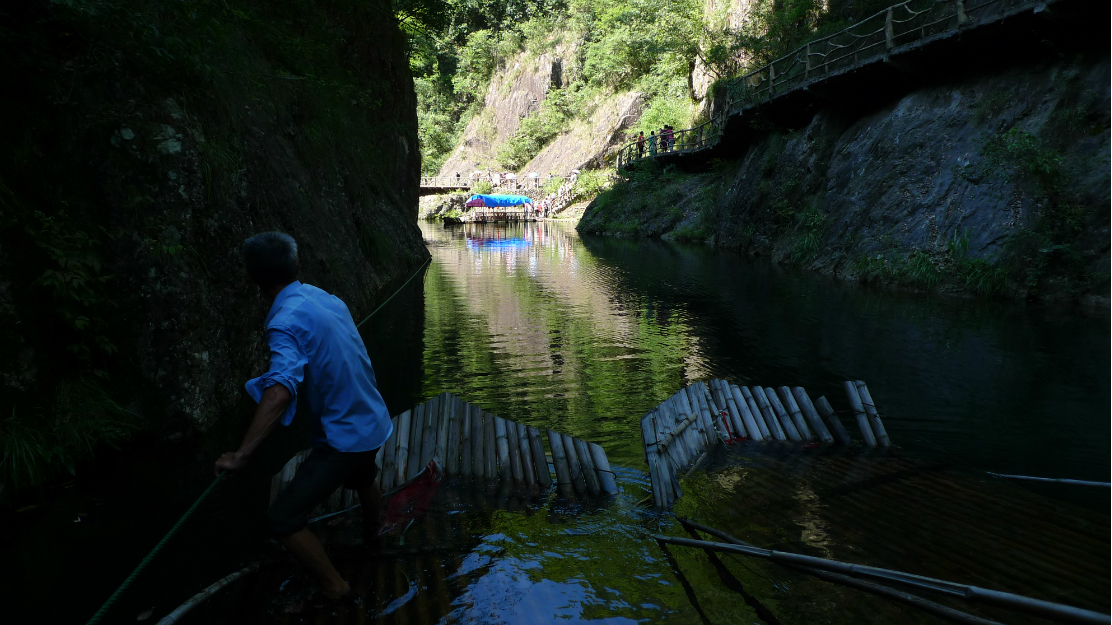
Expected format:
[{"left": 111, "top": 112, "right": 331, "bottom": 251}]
[
  {"left": 768, "top": 65, "right": 775, "bottom": 97},
  {"left": 885, "top": 7, "right": 894, "bottom": 50},
  {"left": 805, "top": 42, "right": 811, "bottom": 79}
]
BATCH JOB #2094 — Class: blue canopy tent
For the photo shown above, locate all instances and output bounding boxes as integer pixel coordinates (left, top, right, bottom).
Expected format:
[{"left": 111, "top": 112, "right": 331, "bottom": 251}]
[{"left": 465, "top": 194, "right": 534, "bottom": 207}]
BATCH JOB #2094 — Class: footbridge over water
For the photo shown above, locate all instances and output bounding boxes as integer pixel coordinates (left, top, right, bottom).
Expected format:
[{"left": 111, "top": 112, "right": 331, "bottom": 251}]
[{"left": 616, "top": 0, "right": 1095, "bottom": 170}]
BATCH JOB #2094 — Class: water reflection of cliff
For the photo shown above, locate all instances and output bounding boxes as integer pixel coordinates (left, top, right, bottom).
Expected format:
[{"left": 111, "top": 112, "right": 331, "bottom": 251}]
[{"left": 420, "top": 221, "right": 707, "bottom": 464}]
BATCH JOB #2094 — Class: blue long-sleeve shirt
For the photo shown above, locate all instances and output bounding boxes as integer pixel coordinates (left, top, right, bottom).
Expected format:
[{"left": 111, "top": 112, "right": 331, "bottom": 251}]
[{"left": 245, "top": 281, "right": 392, "bottom": 452}]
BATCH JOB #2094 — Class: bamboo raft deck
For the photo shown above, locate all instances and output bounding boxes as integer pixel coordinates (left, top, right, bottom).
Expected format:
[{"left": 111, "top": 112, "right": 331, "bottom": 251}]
[
  {"left": 271, "top": 392, "right": 618, "bottom": 516},
  {"left": 642, "top": 379, "right": 891, "bottom": 508}
]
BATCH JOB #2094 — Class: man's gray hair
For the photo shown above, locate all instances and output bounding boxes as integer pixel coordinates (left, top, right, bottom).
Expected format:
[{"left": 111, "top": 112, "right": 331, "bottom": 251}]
[{"left": 243, "top": 232, "right": 299, "bottom": 288}]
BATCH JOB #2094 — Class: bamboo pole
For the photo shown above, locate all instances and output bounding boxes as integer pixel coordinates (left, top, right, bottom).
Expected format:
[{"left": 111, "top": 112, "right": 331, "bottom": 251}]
[
  {"left": 420, "top": 396, "right": 440, "bottom": 467},
  {"left": 749, "top": 386, "right": 786, "bottom": 440},
  {"left": 698, "top": 382, "right": 729, "bottom": 440},
  {"left": 562, "top": 433, "right": 589, "bottom": 494},
  {"left": 381, "top": 415, "right": 400, "bottom": 491},
  {"left": 573, "top": 437, "right": 602, "bottom": 495},
  {"left": 471, "top": 404, "right": 485, "bottom": 476},
  {"left": 494, "top": 416, "right": 512, "bottom": 481},
  {"left": 506, "top": 420, "right": 524, "bottom": 483},
  {"left": 518, "top": 422, "right": 535, "bottom": 486},
  {"left": 714, "top": 380, "right": 747, "bottom": 439},
  {"left": 764, "top": 387, "right": 802, "bottom": 441},
  {"left": 528, "top": 426, "right": 552, "bottom": 487},
  {"left": 730, "top": 384, "right": 764, "bottom": 441},
  {"left": 652, "top": 409, "right": 683, "bottom": 500},
  {"left": 436, "top": 392, "right": 452, "bottom": 462},
  {"left": 641, "top": 416, "right": 666, "bottom": 508},
  {"left": 673, "top": 393, "right": 703, "bottom": 459},
  {"left": 447, "top": 396, "right": 462, "bottom": 474},
  {"left": 406, "top": 403, "right": 425, "bottom": 480},
  {"left": 547, "top": 428, "right": 573, "bottom": 488},
  {"left": 844, "top": 381, "right": 877, "bottom": 446},
  {"left": 776, "top": 386, "right": 813, "bottom": 441},
  {"left": 791, "top": 387, "right": 834, "bottom": 443},
  {"left": 735, "top": 385, "right": 770, "bottom": 440},
  {"left": 675, "top": 387, "right": 708, "bottom": 449},
  {"left": 658, "top": 397, "right": 691, "bottom": 466},
  {"left": 589, "top": 442, "right": 618, "bottom": 495},
  {"left": 684, "top": 385, "right": 715, "bottom": 447},
  {"left": 484, "top": 411, "right": 497, "bottom": 478},
  {"left": 855, "top": 381, "right": 891, "bottom": 447},
  {"left": 460, "top": 401, "right": 473, "bottom": 476},
  {"left": 815, "top": 396, "right": 853, "bottom": 445},
  {"left": 394, "top": 409, "right": 412, "bottom": 487}
]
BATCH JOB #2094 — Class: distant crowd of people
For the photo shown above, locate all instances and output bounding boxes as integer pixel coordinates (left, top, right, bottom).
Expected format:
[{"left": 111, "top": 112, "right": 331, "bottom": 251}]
[{"left": 634, "top": 125, "right": 677, "bottom": 159}]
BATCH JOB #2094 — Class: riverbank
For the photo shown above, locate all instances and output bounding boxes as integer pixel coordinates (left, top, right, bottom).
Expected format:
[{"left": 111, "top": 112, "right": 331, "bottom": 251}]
[{"left": 579, "top": 55, "right": 1111, "bottom": 306}]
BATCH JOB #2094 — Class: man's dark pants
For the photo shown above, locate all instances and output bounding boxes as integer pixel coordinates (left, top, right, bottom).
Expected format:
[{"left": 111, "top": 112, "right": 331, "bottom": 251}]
[{"left": 266, "top": 445, "right": 380, "bottom": 536}]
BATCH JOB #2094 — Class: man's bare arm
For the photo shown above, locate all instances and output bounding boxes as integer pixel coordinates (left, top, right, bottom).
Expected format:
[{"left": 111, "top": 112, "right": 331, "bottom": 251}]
[{"left": 214, "top": 384, "right": 291, "bottom": 475}]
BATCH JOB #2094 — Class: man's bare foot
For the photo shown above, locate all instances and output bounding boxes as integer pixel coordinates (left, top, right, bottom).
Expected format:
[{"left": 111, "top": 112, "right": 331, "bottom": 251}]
[{"left": 320, "top": 580, "right": 351, "bottom": 600}]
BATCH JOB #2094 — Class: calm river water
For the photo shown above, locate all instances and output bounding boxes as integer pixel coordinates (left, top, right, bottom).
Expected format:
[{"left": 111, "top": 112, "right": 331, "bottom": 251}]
[{"left": 5, "top": 220, "right": 1108, "bottom": 624}]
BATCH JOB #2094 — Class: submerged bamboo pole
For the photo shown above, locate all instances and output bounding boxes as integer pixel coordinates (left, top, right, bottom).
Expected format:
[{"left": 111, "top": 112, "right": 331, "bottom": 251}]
[
  {"left": 547, "top": 428, "right": 573, "bottom": 489},
  {"left": 652, "top": 409, "right": 683, "bottom": 500},
  {"left": 506, "top": 420, "right": 524, "bottom": 483},
  {"left": 573, "top": 437, "right": 602, "bottom": 495},
  {"left": 855, "top": 381, "right": 890, "bottom": 447},
  {"left": 676, "top": 387, "right": 708, "bottom": 449},
  {"left": 446, "top": 396, "right": 462, "bottom": 474},
  {"left": 394, "top": 409, "right": 412, "bottom": 487},
  {"left": 684, "top": 385, "right": 715, "bottom": 446},
  {"left": 734, "top": 385, "right": 768, "bottom": 440},
  {"left": 659, "top": 397, "right": 691, "bottom": 467},
  {"left": 792, "top": 387, "right": 834, "bottom": 443},
  {"left": 730, "top": 384, "right": 764, "bottom": 440},
  {"left": 420, "top": 396, "right": 440, "bottom": 467},
  {"left": 815, "top": 396, "right": 852, "bottom": 445},
  {"left": 675, "top": 392, "right": 704, "bottom": 459},
  {"left": 589, "top": 442, "right": 618, "bottom": 495},
  {"left": 700, "top": 382, "right": 729, "bottom": 435},
  {"left": 844, "top": 381, "right": 877, "bottom": 446},
  {"left": 460, "top": 402, "right": 473, "bottom": 476},
  {"left": 483, "top": 411, "right": 497, "bottom": 478},
  {"left": 381, "top": 416, "right": 400, "bottom": 491},
  {"left": 641, "top": 416, "right": 666, "bottom": 508},
  {"left": 715, "top": 380, "right": 747, "bottom": 439},
  {"left": 494, "top": 416, "right": 512, "bottom": 481},
  {"left": 517, "top": 422, "right": 535, "bottom": 486},
  {"left": 527, "top": 426, "right": 552, "bottom": 487},
  {"left": 776, "top": 386, "right": 813, "bottom": 441},
  {"left": 764, "top": 387, "right": 802, "bottom": 441},
  {"left": 697, "top": 382, "right": 728, "bottom": 440}
]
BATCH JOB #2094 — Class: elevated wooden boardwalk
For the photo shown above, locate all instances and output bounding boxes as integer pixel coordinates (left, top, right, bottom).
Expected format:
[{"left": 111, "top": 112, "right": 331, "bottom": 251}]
[
  {"left": 616, "top": 0, "right": 1074, "bottom": 170},
  {"left": 642, "top": 379, "right": 890, "bottom": 508},
  {"left": 271, "top": 392, "right": 617, "bottom": 518}
]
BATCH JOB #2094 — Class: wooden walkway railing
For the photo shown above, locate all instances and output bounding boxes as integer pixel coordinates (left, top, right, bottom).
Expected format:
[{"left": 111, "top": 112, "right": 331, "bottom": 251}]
[
  {"left": 616, "top": 0, "right": 1048, "bottom": 169},
  {"left": 420, "top": 176, "right": 471, "bottom": 190}
]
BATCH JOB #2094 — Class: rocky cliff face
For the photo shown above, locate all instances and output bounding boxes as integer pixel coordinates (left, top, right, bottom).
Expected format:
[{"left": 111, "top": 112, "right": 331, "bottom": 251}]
[
  {"left": 0, "top": 0, "right": 426, "bottom": 436},
  {"left": 580, "top": 56, "right": 1110, "bottom": 304},
  {"left": 436, "top": 44, "right": 643, "bottom": 178}
]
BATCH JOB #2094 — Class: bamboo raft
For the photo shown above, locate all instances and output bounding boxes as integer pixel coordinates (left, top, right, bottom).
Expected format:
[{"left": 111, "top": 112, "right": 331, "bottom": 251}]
[
  {"left": 642, "top": 379, "right": 890, "bottom": 508},
  {"left": 271, "top": 392, "right": 618, "bottom": 516}
]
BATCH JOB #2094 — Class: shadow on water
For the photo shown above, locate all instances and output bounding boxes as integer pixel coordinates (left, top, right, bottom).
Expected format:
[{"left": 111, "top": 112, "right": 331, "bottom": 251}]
[{"left": 2, "top": 220, "right": 1107, "bottom": 624}]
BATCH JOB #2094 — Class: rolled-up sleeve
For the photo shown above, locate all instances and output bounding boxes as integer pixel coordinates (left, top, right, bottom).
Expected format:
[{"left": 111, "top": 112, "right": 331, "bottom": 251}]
[{"left": 245, "top": 327, "right": 306, "bottom": 426}]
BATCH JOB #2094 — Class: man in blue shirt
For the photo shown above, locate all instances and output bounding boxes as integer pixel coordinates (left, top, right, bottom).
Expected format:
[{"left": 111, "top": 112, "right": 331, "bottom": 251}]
[{"left": 214, "top": 232, "right": 393, "bottom": 600}]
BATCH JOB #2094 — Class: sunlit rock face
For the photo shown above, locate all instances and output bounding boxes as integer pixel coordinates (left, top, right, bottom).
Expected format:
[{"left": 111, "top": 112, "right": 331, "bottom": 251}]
[
  {"left": 581, "top": 56, "right": 1110, "bottom": 303},
  {"left": 0, "top": 0, "right": 427, "bottom": 430}
]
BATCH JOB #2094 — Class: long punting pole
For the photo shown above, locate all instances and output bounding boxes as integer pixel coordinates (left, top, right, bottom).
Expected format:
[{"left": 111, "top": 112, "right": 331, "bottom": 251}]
[
  {"left": 675, "top": 518, "right": 1006, "bottom": 625},
  {"left": 651, "top": 535, "right": 1110, "bottom": 625}
]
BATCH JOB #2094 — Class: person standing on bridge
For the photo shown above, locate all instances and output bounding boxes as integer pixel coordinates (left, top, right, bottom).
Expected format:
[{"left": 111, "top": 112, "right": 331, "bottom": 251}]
[
  {"left": 637, "top": 131, "right": 645, "bottom": 158},
  {"left": 214, "top": 232, "right": 393, "bottom": 601},
  {"left": 648, "top": 131, "right": 657, "bottom": 156}
]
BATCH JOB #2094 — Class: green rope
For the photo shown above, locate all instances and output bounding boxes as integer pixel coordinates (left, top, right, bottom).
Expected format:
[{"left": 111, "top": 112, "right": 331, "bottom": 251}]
[
  {"left": 355, "top": 257, "right": 431, "bottom": 328},
  {"left": 85, "top": 473, "right": 225, "bottom": 625}
]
